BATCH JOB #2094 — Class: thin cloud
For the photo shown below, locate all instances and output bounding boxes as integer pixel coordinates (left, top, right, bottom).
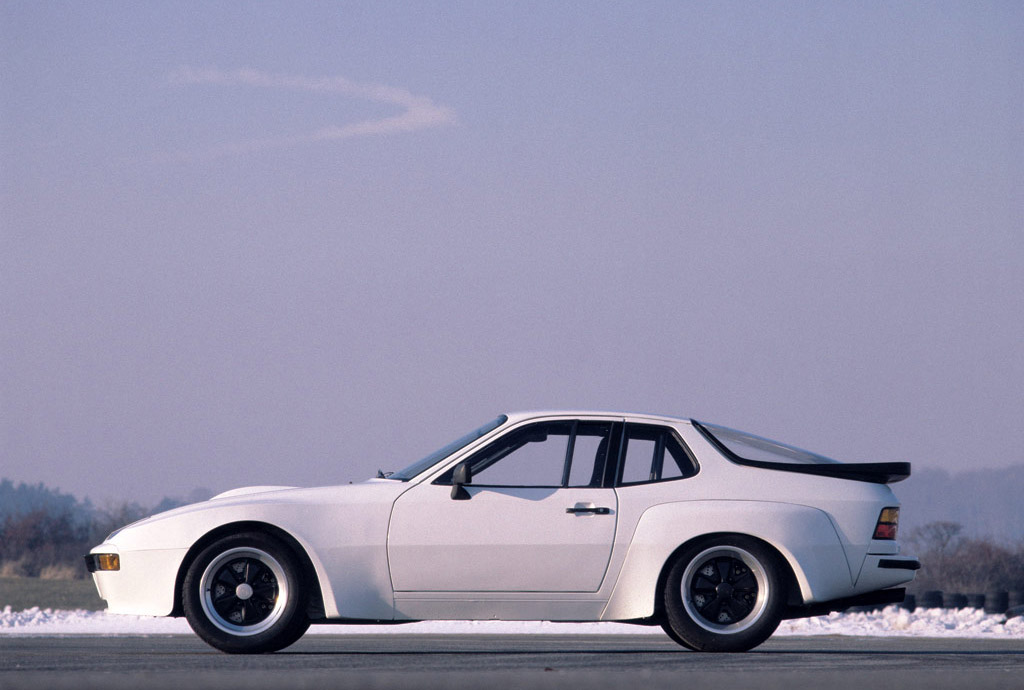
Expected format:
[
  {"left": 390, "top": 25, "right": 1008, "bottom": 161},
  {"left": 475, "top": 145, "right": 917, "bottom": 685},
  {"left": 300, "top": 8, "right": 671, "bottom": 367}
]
[{"left": 167, "top": 68, "right": 456, "bottom": 158}]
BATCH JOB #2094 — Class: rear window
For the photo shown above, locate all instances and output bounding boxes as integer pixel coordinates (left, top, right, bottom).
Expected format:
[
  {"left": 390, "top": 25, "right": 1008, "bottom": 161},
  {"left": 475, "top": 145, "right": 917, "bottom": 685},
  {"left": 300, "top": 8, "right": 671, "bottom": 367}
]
[{"left": 696, "top": 422, "right": 840, "bottom": 465}]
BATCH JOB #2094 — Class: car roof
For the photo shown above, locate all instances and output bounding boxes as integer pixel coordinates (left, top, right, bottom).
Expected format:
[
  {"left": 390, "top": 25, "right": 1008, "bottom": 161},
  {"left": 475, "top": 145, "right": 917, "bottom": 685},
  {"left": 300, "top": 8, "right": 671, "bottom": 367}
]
[{"left": 502, "top": 410, "right": 693, "bottom": 426}]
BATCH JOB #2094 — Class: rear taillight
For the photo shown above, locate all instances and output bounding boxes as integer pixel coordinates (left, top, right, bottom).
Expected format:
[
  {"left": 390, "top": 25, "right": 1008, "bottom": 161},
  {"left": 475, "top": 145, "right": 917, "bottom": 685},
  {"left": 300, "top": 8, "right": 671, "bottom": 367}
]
[{"left": 873, "top": 507, "right": 899, "bottom": 540}]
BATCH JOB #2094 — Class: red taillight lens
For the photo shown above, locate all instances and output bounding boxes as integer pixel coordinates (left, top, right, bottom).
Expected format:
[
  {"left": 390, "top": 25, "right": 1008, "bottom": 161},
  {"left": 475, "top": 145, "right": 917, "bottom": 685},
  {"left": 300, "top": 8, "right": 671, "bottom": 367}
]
[{"left": 873, "top": 507, "right": 899, "bottom": 540}]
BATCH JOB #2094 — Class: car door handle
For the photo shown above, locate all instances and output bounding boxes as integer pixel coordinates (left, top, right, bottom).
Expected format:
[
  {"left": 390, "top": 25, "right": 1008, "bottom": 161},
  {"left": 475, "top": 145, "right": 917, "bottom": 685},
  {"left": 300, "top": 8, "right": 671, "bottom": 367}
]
[{"left": 566, "top": 505, "right": 611, "bottom": 515}]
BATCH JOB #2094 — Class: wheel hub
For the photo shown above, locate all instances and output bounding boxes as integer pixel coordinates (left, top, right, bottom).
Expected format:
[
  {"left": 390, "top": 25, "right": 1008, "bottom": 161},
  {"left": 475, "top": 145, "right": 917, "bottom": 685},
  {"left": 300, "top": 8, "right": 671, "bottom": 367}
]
[
  {"left": 681, "top": 545, "right": 771, "bottom": 634},
  {"left": 199, "top": 548, "right": 289, "bottom": 636}
]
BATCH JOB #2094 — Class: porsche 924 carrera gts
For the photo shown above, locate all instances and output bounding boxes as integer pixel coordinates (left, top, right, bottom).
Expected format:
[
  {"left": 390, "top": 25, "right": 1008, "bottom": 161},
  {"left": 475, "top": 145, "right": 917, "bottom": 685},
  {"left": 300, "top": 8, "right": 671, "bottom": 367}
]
[{"left": 86, "top": 411, "right": 920, "bottom": 653}]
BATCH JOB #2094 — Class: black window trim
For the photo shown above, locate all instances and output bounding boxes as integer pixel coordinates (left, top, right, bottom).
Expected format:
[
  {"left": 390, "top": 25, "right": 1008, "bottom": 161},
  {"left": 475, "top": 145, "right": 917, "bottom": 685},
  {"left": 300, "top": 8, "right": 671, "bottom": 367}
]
[
  {"left": 430, "top": 418, "right": 708, "bottom": 490},
  {"left": 559, "top": 420, "right": 579, "bottom": 488}
]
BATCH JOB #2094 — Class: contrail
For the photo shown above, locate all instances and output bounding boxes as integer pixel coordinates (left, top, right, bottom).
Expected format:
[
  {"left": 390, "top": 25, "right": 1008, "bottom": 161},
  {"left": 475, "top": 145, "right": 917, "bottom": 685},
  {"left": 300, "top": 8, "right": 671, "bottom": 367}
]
[{"left": 167, "top": 68, "right": 456, "bottom": 158}]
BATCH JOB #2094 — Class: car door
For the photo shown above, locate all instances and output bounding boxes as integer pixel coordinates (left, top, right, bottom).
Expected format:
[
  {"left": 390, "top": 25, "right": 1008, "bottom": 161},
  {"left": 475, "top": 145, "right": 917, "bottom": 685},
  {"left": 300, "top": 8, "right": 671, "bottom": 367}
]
[{"left": 387, "top": 420, "right": 619, "bottom": 592}]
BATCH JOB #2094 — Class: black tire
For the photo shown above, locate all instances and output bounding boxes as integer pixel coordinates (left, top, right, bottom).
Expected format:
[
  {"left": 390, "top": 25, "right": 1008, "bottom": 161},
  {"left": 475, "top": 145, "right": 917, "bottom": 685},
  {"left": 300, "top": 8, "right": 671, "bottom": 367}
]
[
  {"left": 662, "top": 535, "right": 786, "bottom": 652},
  {"left": 182, "top": 532, "right": 310, "bottom": 653}
]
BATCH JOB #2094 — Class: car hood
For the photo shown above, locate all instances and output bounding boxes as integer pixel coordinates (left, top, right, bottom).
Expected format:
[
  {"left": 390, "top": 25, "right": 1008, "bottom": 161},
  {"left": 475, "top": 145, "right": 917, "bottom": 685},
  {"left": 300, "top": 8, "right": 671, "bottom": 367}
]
[
  {"left": 210, "top": 485, "right": 299, "bottom": 500},
  {"left": 103, "top": 479, "right": 408, "bottom": 543}
]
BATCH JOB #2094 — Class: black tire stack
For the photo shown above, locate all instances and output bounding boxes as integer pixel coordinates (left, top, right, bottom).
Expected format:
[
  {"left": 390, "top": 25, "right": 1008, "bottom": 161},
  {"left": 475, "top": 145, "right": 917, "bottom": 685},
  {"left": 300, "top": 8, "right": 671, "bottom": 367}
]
[{"left": 910, "top": 589, "right": 1022, "bottom": 616}]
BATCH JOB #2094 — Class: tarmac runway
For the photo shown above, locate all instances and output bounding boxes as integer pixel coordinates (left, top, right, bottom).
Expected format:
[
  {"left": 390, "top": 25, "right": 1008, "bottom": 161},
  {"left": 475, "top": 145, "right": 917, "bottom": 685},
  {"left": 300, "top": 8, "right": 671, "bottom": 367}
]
[{"left": 2, "top": 634, "right": 1023, "bottom": 689}]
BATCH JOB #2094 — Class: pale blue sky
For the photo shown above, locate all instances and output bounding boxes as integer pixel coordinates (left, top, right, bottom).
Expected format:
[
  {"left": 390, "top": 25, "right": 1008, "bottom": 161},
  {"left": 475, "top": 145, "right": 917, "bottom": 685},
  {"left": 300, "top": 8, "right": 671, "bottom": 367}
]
[{"left": 2, "top": 1, "right": 1022, "bottom": 503}]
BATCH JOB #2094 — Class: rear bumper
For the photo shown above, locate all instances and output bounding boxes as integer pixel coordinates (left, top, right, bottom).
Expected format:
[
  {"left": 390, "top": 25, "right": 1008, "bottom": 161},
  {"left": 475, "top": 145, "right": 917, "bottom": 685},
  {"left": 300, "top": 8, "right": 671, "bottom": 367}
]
[{"left": 856, "top": 553, "right": 920, "bottom": 591}]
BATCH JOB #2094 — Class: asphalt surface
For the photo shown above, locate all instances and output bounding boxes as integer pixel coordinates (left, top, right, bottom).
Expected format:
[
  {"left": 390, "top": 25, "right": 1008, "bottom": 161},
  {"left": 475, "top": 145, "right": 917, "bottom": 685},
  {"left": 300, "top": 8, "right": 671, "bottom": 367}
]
[{"left": 2, "top": 634, "right": 1023, "bottom": 689}]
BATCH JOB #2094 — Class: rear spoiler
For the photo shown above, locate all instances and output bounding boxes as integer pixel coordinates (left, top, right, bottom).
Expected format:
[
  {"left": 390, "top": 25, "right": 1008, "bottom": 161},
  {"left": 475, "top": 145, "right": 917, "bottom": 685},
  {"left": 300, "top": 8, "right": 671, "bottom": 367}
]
[
  {"left": 727, "top": 458, "right": 911, "bottom": 484},
  {"left": 693, "top": 421, "right": 911, "bottom": 484}
]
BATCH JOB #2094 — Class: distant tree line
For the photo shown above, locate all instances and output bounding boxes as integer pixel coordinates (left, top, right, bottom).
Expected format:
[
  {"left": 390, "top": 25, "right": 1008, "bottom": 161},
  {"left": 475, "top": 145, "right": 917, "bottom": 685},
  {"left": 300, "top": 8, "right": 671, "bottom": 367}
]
[
  {"left": 0, "top": 479, "right": 195, "bottom": 579},
  {"left": 904, "top": 521, "right": 1024, "bottom": 595}
]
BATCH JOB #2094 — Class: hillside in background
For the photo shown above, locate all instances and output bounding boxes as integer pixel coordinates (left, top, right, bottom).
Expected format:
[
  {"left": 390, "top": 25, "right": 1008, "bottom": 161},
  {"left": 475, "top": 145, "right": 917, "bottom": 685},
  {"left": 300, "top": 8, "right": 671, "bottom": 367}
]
[
  {"left": 0, "top": 480, "right": 209, "bottom": 578},
  {"left": 0, "top": 480, "right": 91, "bottom": 523},
  {"left": 3, "top": 466, "right": 1022, "bottom": 543},
  {"left": 896, "top": 465, "right": 1024, "bottom": 543},
  {"left": 0, "top": 480, "right": 210, "bottom": 523},
  {"left": 1, "top": 465, "right": 1021, "bottom": 579}
]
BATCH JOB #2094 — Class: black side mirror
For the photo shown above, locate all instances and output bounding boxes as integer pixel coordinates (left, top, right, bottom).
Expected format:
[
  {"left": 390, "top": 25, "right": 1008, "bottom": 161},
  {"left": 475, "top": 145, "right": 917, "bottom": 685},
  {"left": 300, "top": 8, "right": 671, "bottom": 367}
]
[{"left": 451, "top": 461, "right": 472, "bottom": 500}]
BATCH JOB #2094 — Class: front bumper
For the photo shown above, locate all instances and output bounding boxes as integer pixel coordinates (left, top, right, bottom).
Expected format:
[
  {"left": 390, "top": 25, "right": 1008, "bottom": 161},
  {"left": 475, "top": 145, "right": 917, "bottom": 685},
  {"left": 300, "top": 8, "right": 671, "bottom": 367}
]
[{"left": 86, "top": 544, "right": 188, "bottom": 616}]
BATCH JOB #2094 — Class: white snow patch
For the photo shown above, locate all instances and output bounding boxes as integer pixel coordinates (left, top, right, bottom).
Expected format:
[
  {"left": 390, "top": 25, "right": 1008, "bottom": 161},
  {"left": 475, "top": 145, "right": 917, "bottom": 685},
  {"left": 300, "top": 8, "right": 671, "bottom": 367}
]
[
  {"left": 1, "top": 605, "right": 1022, "bottom": 638},
  {"left": 776, "top": 606, "right": 1024, "bottom": 638}
]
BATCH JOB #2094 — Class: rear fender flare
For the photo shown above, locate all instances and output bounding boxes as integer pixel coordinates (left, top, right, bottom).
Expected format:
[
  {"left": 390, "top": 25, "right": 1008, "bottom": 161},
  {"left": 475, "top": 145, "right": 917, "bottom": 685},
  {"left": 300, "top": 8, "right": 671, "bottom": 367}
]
[{"left": 601, "top": 501, "right": 851, "bottom": 621}]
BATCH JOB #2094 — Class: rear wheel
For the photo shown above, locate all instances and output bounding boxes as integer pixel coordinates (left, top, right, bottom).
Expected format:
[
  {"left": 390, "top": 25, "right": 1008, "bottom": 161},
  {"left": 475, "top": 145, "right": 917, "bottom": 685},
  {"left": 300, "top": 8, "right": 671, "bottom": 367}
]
[
  {"left": 183, "top": 532, "right": 310, "bottom": 653},
  {"left": 662, "top": 536, "right": 786, "bottom": 652}
]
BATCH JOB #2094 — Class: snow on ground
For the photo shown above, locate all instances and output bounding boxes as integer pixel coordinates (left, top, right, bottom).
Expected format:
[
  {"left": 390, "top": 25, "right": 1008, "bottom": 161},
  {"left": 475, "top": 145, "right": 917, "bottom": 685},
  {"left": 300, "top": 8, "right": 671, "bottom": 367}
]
[{"left": 1, "top": 605, "right": 1022, "bottom": 638}]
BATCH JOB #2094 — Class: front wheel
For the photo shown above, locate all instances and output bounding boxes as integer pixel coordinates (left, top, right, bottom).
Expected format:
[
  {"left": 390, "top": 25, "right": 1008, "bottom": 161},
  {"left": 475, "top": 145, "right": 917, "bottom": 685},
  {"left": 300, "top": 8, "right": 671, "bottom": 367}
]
[
  {"left": 662, "top": 536, "right": 786, "bottom": 652},
  {"left": 183, "top": 532, "right": 310, "bottom": 653}
]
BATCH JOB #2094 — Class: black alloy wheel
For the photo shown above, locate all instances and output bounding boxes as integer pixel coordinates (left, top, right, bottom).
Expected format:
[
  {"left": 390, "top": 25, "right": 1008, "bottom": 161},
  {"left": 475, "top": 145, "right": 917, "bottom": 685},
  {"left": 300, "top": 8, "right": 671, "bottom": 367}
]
[
  {"left": 183, "top": 532, "right": 310, "bottom": 653},
  {"left": 662, "top": 535, "right": 786, "bottom": 652}
]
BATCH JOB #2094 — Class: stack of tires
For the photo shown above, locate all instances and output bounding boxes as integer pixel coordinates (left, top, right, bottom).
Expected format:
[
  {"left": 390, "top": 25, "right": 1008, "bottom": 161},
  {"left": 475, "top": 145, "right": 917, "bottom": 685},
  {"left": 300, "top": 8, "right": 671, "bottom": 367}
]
[{"left": 907, "top": 589, "right": 1024, "bottom": 617}]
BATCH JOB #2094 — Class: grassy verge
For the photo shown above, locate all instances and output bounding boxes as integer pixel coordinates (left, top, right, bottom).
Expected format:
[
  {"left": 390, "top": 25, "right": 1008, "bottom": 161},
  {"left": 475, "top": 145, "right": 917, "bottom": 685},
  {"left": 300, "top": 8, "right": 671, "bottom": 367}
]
[{"left": 0, "top": 577, "right": 106, "bottom": 611}]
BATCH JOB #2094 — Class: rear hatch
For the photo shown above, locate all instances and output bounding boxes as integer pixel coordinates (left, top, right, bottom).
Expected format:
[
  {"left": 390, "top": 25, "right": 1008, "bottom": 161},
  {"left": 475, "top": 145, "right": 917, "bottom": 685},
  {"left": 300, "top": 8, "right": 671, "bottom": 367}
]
[{"left": 692, "top": 420, "right": 910, "bottom": 484}]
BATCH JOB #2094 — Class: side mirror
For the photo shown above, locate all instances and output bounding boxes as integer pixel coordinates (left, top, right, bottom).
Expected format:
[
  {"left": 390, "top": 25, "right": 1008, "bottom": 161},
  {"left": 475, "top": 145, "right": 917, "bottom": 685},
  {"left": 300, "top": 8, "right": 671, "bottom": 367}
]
[{"left": 451, "top": 461, "right": 472, "bottom": 500}]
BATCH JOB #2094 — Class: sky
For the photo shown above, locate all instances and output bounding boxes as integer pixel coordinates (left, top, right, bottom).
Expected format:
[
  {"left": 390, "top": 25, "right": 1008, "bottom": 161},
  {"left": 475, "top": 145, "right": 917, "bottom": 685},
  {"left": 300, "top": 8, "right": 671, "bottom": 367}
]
[{"left": 2, "top": 1, "right": 1022, "bottom": 505}]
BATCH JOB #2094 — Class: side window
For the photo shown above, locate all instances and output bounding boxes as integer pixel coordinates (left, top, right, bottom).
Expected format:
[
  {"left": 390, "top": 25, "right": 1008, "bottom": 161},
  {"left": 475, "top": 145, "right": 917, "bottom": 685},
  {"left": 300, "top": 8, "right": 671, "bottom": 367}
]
[
  {"left": 566, "top": 422, "right": 613, "bottom": 487},
  {"left": 661, "top": 436, "right": 695, "bottom": 480},
  {"left": 620, "top": 434, "right": 657, "bottom": 484},
  {"left": 433, "top": 420, "right": 615, "bottom": 488},
  {"left": 466, "top": 421, "right": 572, "bottom": 487},
  {"left": 617, "top": 424, "right": 698, "bottom": 486}
]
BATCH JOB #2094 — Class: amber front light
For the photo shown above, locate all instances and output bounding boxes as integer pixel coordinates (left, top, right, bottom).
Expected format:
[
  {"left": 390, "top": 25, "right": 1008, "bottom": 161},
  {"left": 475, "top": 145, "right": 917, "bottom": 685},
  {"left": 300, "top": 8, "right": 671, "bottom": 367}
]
[
  {"left": 873, "top": 507, "right": 899, "bottom": 540},
  {"left": 85, "top": 553, "right": 120, "bottom": 572}
]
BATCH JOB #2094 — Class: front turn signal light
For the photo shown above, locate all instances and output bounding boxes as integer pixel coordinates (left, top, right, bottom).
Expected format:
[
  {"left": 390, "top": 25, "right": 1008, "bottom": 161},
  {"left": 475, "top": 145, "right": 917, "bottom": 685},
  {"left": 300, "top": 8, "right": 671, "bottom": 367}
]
[
  {"left": 873, "top": 507, "right": 900, "bottom": 540},
  {"left": 84, "top": 553, "right": 120, "bottom": 572}
]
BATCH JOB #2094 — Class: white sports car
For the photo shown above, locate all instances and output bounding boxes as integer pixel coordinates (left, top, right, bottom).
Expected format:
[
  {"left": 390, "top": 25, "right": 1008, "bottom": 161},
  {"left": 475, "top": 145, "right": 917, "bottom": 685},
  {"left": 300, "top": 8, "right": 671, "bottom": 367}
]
[{"left": 86, "top": 411, "right": 919, "bottom": 653}]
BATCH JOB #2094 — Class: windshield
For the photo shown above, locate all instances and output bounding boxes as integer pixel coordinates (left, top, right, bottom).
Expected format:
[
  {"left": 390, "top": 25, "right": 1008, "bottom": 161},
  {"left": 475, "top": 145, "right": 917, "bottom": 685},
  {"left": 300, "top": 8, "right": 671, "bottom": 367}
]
[
  {"left": 388, "top": 415, "right": 508, "bottom": 481},
  {"left": 697, "top": 422, "right": 840, "bottom": 465}
]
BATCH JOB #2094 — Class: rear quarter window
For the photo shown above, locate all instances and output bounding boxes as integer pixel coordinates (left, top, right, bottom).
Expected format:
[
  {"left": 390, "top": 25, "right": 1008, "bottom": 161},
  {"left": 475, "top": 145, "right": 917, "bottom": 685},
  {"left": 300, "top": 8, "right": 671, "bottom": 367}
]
[{"left": 617, "top": 424, "right": 699, "bottom": 485}]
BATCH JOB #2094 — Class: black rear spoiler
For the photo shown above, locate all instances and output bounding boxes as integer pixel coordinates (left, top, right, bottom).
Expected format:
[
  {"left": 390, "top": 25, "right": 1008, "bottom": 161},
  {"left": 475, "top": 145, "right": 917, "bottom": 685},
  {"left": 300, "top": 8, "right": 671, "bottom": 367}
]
[
  {"left": 693, "top": 421, "right": 911, "bottom": 484},
  {"left": 727, "top": 458, "right": 911, "bottom": 484}
]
